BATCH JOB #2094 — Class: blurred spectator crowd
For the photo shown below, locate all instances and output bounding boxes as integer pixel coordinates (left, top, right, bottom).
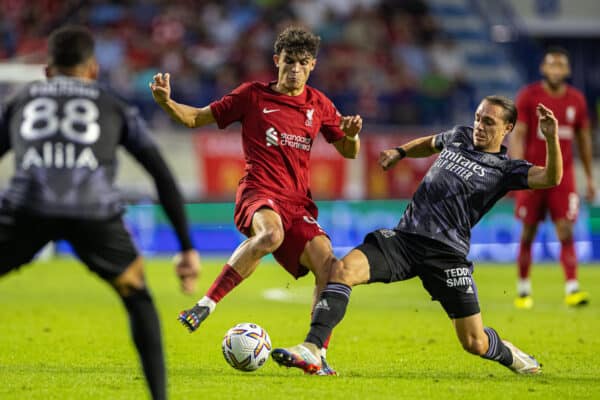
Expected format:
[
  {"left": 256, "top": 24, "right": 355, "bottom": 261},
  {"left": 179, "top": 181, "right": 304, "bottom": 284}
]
[{"left": 0, "top": 0, "right": 471, "bottom": 127}]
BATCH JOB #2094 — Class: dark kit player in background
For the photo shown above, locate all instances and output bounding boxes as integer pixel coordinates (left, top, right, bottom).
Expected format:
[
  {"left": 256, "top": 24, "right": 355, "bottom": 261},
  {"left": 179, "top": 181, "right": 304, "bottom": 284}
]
[
  {"left": 273, "top": 96, "right": 562, "bottom": 376},
  {"left": 150, "top": 26, "right": 362, "bottom": 375},
  {"left": 0, "top": 26, "right": 200, "bottom": 400}
]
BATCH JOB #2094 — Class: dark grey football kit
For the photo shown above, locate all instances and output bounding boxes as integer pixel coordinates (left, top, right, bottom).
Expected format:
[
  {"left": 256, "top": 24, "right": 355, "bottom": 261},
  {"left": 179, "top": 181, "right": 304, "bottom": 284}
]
[
  {"left": 0, "top": 76, "right": 192, "bottom": 277},
  {"left": 357, "top": 126, "right": 532, "bottom": 318}
]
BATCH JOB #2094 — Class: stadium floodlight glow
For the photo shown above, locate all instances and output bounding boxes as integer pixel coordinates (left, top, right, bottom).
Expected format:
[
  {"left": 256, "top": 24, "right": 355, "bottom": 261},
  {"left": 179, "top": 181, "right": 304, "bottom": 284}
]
[{"left": 491, "top": 25, "right": 513, "bottom": 43}]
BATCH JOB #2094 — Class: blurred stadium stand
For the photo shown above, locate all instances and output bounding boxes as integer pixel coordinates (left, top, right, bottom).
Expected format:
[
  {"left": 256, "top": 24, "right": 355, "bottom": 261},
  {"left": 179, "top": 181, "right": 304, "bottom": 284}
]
[{"left": 1, "top": 0, "right": 598, "bottom": 201}]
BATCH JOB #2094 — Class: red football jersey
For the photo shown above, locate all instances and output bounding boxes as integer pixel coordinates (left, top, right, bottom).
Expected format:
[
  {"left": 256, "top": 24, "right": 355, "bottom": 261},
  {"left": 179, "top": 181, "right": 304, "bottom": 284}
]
[
  {"left": 515, "top": 81, "right": 589, "bottom": 171},
  {"left": 210, "top": 81, "right": 345, "bottom": 202}
]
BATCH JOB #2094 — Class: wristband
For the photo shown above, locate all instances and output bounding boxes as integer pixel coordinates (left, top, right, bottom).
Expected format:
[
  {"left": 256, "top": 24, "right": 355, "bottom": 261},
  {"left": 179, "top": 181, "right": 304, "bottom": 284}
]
[
  {"left": 345, "top": 134, "right": 359, "bottom": 142},
  {"left": 395, "top": 146, "right": 406, "bottom": 159}
]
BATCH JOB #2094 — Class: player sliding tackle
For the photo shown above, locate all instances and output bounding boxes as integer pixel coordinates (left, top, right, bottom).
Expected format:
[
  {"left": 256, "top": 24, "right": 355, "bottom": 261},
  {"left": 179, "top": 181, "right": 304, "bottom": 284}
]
[
  {"left": 150, "top": 26, "right": 362, "bottom": 375},
  {"left": 273, "top": 97, "right": 562, "bottom": 375}
]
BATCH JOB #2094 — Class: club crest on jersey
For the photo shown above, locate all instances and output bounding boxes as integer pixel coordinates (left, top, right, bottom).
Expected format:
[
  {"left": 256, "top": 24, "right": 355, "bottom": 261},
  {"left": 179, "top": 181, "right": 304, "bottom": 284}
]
[
  {"left": 379, "top": 229, "right": 396, "bottom": 238},
  {"left": 266, "top": 127, "right": 278, "bottom": 147},
  {"left": 305, "top": 109, "right": 314, "bottom": 127},
  {"left": 566, "top": 106, "right": 576, "bottom": 123}
]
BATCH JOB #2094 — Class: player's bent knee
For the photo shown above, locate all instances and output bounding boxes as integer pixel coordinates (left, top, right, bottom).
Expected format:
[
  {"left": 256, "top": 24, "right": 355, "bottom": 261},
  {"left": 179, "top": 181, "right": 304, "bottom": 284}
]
[
  {"left": 312, "top": 265, "right": 331, "bottom": 286},
  {"left": 113, "top": 256, "right": 146, "bottom": 297},
  {"left": 312, "top": 256, "right": 336, "bottom": 284},
  {"left": 255, "top": 228, "right": 284, "bottom": 253},
  {"left": 555, "top": 223, "right": 574, "bottom": 241},
  {"left": 521, "top": 230, "right": 536, "bottom": 243}
]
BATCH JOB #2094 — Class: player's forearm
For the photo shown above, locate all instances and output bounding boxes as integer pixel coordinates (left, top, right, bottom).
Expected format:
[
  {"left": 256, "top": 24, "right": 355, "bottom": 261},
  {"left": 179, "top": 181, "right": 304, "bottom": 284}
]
[
  {"left": 542, "top": 135, "right": 563, "bottom": 186},
  {"left": 158, "top": 98, "right": 204, "bottom": 128},
  {"left": 155, "top": 177, "right": 195, "bottom": 251},
  {"left": 137, "top": 146, "right": 195, "bottom": 250},
  {"left": 576, "top": 128, "right": 594, "bottom": 181},
  {"left": 340, "top": 136, "right": 360, "bottom": 159},
  {"left": 399, "top": 135, "right": 437, "bottom": 158},
  {"left": 508, "top": 123, "right": 526, "bottom": 159}
]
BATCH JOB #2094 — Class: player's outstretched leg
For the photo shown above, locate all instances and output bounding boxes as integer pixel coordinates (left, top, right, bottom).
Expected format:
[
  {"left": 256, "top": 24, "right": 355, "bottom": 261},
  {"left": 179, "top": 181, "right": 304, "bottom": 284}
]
[
  {"left": 121, "top": 288, "right": 167, "bottom": 400},
  {"left": 502, "top": 341, "right": 541, "bottom": 374},
  {"left": 558, "top": 226, "right": 590, "bottom": 307},
  {"left": 515, "top": 238, "right": 534, "bottom": 309},
  {"left": 271, "top": 342, "right": 322, "bottom": 374},
  {"left": 457, "top": 316, "right": 541, "bottom": 375},
  {"left": 178, "top": 264, "right": 243, "bottom": 332},
  {"left": 273, "top": 281, "right": 352, "bottom": 375}
]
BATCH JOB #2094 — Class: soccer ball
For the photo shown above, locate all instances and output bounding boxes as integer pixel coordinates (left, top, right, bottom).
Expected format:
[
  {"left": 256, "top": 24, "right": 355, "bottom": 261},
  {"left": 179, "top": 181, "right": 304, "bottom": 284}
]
[{"left": 221, "top": 322, "right": 271, "bottom": 372}]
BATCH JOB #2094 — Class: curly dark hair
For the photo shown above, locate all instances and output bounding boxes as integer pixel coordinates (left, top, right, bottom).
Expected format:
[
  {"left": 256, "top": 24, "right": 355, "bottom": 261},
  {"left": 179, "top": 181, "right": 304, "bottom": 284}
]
[{"left": 273, "top": 26, "right": 321, "bottom": 58}]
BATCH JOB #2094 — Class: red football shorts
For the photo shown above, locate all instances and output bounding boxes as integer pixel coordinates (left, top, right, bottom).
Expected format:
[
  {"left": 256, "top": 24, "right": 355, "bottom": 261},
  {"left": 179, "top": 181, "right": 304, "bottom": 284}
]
[
  {"left": 234, "top": 188, "right": 329, "bottom": 278},
  {"left": 515, "top": 174, "right": 579, "bottom": 224}
]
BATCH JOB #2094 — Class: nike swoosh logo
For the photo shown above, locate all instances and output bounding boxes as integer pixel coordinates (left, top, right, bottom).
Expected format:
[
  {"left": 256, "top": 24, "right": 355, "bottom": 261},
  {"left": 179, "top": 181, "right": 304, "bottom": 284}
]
[{"left": 263, "top": 108, "right": 280, "bottom": 114}]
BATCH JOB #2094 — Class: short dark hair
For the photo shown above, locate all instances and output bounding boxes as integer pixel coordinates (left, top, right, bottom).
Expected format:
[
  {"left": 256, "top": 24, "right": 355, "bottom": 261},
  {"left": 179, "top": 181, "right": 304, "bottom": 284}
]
[
  {"left": 273, "top": 26, "right": 320, "bottom": 58},
  {"left": 543, "top": 46, "right": 570, "bottom": 60},
  {"left": 48, "top": 26, "right": 95, "bottom": 68},
  {"left": 484, "top": 95, "right": 517, "bottom": 125}
]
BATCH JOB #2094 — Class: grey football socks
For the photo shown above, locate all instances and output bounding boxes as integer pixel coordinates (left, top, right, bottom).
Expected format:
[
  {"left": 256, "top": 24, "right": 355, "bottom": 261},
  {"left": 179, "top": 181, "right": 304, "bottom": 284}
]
[{"left": 305, "top": 283, "right": 352, "bottom": 348}]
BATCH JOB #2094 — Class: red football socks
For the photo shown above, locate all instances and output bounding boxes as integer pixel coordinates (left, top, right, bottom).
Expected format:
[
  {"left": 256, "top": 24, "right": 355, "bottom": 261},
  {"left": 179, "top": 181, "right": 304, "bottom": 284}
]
[
  {"left": 206, "top": 264, "right": 243, "bottom": 302},
  {"left": 560, "top": 239, "right": 577, "bottom": 281},
  {"left": 322, "top": 334, "right": 331, "bottom": 350},
  {"left": 517, "top": 239, "right": 532, "bottom": 279}
]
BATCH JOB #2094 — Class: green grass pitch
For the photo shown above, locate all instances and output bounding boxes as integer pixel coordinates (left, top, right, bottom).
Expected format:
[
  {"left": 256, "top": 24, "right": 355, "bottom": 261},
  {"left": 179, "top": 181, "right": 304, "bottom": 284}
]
[{"left": 1, "top": 257, "right": 599, "bottom": 399}]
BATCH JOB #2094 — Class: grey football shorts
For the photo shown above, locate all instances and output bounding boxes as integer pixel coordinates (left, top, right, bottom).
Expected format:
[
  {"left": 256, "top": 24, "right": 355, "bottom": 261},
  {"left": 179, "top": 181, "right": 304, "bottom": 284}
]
[{"left": 355, "top": 229, "right": 480, "bottom": 319}]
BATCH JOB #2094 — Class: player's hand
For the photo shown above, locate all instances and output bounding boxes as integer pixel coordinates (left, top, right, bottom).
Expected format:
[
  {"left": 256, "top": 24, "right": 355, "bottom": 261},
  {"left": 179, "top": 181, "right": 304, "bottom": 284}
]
[
  {"left": 174, "top": 249, "right": 201, "bottom": 294},
  {"left": 340, "top": 115, "right": 362, "bottom": 139},
  {"left": 585, "top": 178, "right": 597, "bottom": 203},
  {"left": 536, "top": 103, "right": 558, "bottom": 140},
  {"left": 149, "top": 72, "right": 172, "bottom": 105},
  {"left": 379, "top": 148, "right": 403, "bottom": 171}
]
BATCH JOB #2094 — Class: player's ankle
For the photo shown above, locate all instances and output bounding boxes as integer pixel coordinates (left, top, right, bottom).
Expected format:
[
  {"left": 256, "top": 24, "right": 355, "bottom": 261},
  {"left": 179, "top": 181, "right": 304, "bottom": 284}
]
[
  {"left": 517, "top": 279, "right": 532, "bottom": 297},
  {"left": 302, "top": 342, "right": 320, "bottom": 357},
  {"left": 565, "top": 279, "right": 579, "bottom": 295},
  {"left": 197, "top": 296, "right": 217, "bottom": 313}
]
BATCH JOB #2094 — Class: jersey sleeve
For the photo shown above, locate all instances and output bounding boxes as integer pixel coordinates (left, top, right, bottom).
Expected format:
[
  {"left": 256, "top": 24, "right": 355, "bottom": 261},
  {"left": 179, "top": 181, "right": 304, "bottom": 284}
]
[
  {"left": 120, "top": 105, "right": 158, "bottom": 152},
  {"left": 575, "top": 91, "right": 590, "bottom": 131},
  {"left": 209, "top": 82, "right": 252, "bottom": 129},
  {"left": 319, "top": 96, "right": 345, "bottom": 143},
  {"left": 503, "top": 159, "right": 533, "bottom": 190},
  {"left": 434, "top": 127, "right": 458, "bottom": 150},
  {"left": 515, "top": 88, "right": 532, "bottom": 126},
  {"left": 0, "top": 103, "right": 10, "bottom": 157}
]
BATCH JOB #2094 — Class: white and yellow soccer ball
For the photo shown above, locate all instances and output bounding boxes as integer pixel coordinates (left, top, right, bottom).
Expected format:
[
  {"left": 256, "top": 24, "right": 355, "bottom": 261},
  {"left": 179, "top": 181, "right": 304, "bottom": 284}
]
[{"left": 221, "top": 323, "right": 271, "bottom": 372}]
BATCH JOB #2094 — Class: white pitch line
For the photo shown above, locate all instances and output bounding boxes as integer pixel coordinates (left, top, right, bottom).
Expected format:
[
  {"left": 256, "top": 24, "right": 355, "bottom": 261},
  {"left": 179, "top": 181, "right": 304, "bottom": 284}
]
[{"left": 262, "top": 288, "right": 310, "bottom": 304}]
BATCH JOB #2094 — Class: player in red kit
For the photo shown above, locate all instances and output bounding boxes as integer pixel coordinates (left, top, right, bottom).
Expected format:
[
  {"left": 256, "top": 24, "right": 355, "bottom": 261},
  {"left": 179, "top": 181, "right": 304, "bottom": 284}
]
[
  {"left": 150, "top": 26, "right": 362, "bottom": 374},
  {"left": 510, "top": 47, "right": 595, "bottom": 308}
]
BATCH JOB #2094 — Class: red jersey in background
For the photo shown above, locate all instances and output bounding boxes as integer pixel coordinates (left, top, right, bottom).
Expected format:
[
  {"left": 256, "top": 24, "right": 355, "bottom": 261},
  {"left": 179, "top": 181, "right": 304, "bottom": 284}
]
[
  {"left": 516, "top": 81, "right": 589, "bottom": 176},
  {"left": 514, "top": 81, "right": 590, "bottom": 223}
]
